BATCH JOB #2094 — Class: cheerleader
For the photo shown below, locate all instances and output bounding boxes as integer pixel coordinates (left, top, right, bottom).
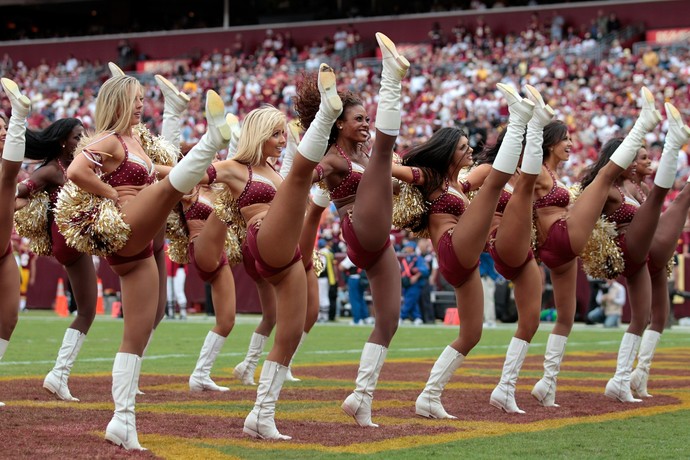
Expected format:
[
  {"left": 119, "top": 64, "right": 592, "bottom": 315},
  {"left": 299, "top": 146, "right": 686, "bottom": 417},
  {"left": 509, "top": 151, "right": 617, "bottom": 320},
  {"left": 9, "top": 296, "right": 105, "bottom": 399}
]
[
  {"left": 626, "top": 110, "right": 690, "bottom": 398},
  {"left": 394, "top": 83, "right": 535, "bottom": 419},
  {"left": 530, "top": 87, "right": 661, "bottom": 407},
  {"left": 294, "top": 32, "right": 409, "bottom": 428},
  {"left": 212, "top": 64, "right": 342, "bottom": 440},
  {"left": 65, "top": 75, "right": 230, "bottom": 449},
  {"left": 579, "top": 100, "right": 687, "bottom": 402},
  {"left": 233, "top": 121, "right": 322, "bottom": 385},
  {"left": 180, "top": 178, "right": 236, "bottom": 392},
  {"left": 463, "top": 85, "right": 555, "bottom": 413},
  {"left": 14, "top": 118, "right": 99, "bottom": 402}
]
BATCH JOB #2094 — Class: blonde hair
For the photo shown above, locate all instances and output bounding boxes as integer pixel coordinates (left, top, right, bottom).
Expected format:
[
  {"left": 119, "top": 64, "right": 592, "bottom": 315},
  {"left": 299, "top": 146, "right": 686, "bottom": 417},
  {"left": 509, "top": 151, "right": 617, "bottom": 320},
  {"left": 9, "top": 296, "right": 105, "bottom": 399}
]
[
  {"left": 94, "top": 76, "right": 143, "bottom": 134},
  {"left": 234, "top": 105, "right": 286, "bottom": 166}
]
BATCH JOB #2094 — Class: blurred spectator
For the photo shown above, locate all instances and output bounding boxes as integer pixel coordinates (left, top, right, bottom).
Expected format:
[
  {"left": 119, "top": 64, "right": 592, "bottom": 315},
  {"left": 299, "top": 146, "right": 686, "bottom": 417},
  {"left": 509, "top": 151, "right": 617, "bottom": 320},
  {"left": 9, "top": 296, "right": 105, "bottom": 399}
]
[
  {"left": 480, "top": 251, "right": 500, "bottom": 327},
  {"left": 400, "top": 241, "right": 430, "bottom": 325},
  {"left": 588, "top": 279, "right": 626, "bottom": 327},
  {"left": 339, "top": 256, "right": 372, "bottom": 325},
  {"left": 418, "top": 239, "right": 438, "bottom": 324}
]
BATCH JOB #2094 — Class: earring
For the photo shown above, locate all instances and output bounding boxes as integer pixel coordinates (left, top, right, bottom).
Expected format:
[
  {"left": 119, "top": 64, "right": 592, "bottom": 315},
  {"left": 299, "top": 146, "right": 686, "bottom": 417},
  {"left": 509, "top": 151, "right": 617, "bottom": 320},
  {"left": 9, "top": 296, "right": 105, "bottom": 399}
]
[{"left": 62, "top": 144, "right": 66, "bottom": 148}]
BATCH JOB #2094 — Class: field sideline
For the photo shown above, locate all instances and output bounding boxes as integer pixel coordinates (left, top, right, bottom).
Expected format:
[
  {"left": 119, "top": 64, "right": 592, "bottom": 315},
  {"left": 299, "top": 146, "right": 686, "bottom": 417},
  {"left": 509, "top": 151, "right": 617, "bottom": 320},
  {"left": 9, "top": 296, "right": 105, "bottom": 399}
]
[{"left": 1, "top": 312, "right": 689, "bottom": 459}]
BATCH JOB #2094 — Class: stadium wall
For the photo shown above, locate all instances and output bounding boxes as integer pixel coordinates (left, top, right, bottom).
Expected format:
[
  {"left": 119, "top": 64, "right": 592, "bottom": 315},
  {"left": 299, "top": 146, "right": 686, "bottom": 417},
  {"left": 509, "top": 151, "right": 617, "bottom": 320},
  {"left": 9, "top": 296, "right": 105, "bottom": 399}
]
[{"left": 0, "top": 0, "right": 687, "bottom": 68}]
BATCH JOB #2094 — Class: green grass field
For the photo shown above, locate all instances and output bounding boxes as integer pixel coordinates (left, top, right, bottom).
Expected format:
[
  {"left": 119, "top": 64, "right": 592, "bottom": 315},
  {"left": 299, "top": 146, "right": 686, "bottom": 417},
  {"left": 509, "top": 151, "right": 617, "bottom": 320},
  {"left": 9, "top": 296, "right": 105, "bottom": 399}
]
[{"left": 2, "top": 311, "right": 689, "bottom": 459}]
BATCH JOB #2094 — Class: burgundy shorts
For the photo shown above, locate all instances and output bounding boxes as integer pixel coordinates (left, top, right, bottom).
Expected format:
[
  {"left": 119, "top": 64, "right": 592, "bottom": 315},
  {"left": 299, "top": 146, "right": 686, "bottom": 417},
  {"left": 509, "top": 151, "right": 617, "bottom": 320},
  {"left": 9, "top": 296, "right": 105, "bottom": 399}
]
[
  {"left": 537, "top": 219, "right": 577, "bottom": 269},
  {"left": 489, "top": 230, "right": 534, "bottom": 280},
  {"left": 437, "top": 230, "right": 479, "bottom": 288},
  {"left": 106, "top": 242, "right": 154, "bottom": 266},
  {"left": 341, "top": 213, "right": 391, "bottom": 270},
  {"left": 616, "top": 233, "right": 649, "bottom": 278},
  {"left": 188, "top": 240, "right": 228, "bottom": 282},
  {"left": 51, "top": 220, "right": 82, "bottom": 266},
  {"left": 245, "top": 222, "right": 301, "bottom": 279}
]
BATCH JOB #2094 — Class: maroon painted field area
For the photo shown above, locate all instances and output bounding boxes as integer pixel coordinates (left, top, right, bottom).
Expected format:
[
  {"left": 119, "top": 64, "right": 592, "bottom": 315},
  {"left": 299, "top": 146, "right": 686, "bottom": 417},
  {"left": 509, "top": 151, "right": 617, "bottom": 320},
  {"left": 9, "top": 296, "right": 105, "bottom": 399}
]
[{"left": 1, "top": 349, "right": 688, "bottom": 458}]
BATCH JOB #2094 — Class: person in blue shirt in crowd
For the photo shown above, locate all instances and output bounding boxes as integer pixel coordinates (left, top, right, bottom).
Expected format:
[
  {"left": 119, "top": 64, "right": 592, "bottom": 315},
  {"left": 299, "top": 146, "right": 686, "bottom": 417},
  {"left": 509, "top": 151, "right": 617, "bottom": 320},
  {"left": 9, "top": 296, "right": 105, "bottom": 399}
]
[
  {"left": 400, "top": 240, "right": 430, "bottom": 325},
  {"left": 339, "top": 255, "right": 372, "bottom": 325},
  {"left": 479, "top": 251, "right": 501, "bottom": 327}
]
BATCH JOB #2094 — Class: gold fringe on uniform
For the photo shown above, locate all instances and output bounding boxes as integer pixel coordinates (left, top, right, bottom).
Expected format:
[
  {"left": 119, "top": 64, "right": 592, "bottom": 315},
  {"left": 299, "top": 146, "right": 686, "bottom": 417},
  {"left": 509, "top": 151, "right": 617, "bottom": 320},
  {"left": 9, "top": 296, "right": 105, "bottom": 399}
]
[
  {"left": 54, "top": 181, "right": 131, "bottom": 257},
  {"left": 134, "top": 123, "right": 180, "bottom": 166},
  {"left": 224, "top": 226, "right": 244, "bottom": 266},
  {"left": 312, "top": 249, "right": 325, "bottom": 276},
  {"left": 392, "top": 181, "right": 427, "bottom": 233},
  {"left": 166, "top": 206, "right": 190, "bottom": 264},
  {"left": 214, "top": 184, "right": 247, "bottom": 265},
  {"left": 13, "top": 191, "right": 52, "bottom": 256},
  {"left": 580, "top": 216, "right": 625, "bottom": 280}
]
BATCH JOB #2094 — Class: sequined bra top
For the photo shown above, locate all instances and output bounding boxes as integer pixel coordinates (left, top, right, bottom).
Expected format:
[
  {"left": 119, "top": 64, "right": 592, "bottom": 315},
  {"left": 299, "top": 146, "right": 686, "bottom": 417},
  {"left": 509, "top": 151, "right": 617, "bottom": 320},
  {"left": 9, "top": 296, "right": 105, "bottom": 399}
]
[
  {"left": 428, "top": 178, "right": 467, "bottom": 217},
  {"left": 184, "top": 194, "right": 214, "bottom": 221},
  {"left": 533, "top": 166, "right": 570, "bottom": 210},
  {"left": 237, "top": 164, "right": 277, "bottom": 210},
  {"left": 88, "top": 133, "right": 156, "bottom": 188},
  {"left": 606, "top": 185, "right": 639, "bottom": 226},
  {"left": 329, "top": 145, "right": 365, "bottom": 202},
  {"left": 495, "top": 184, "right": 513, "bottom": 215}
]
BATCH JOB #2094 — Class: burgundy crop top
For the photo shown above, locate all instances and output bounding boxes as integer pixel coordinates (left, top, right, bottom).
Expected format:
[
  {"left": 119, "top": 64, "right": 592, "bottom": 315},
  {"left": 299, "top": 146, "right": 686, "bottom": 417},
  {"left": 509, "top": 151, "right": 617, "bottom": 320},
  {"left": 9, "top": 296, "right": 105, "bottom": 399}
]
[
  {"left": 237, "top": 164, "right": 277, "bottom": 210},
  {"left": 428, "top": 178, "right": 467, "bottom": 217},
  {"left": 496, "top": 185, "right": 513, "bottom": 215},
  {"left": 184, "top": 194, "right": 213, "bottom": 221},
  {"left": 83, "top": 133, "right": 156, "bottom": 188},
  {"left": 606, "top": 185, "right": 638, "bottom": 226},
  {"left": 329, "top": 144, "right": 365, "bottom": 202},
  {"left": 533, "top": 166, "right": 570, "bottom": 210}
]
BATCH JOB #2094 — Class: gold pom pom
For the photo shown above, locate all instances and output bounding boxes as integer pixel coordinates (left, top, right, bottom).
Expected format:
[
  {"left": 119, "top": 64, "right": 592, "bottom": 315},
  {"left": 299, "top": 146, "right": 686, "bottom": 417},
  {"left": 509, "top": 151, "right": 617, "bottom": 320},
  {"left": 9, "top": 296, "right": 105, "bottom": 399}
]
[
  {"left": 316, "top": 180, "right": 330, "bottom": 195},
  {"left": 392, "top": 182, "right": 427, "bottom": 232},
  {"left": 312, "top": 249, "right": 325, "bottom": 276},
  {"left": 134, "top": 123, "right": 180, "bottom": 166},
  {"left": 54, "top": 181, "right": 131, "bottom": 257},
  {"left": 568, "top": 183, "right": 582, "bottom": 202},
  {"left": 213, "top": 184, "right": 247, "bottom": 265},
  {"left": 580, "top": 216, "right": 625, "bottom": 279},
  {"left": 224, "top": 225, "right": 244, "bottom": 266},
  {"left": 14, "top": 191, "right": 52, "bottom": 256},
  {"left": 165, "top": 207, "right": 189, "bottom": 264}
]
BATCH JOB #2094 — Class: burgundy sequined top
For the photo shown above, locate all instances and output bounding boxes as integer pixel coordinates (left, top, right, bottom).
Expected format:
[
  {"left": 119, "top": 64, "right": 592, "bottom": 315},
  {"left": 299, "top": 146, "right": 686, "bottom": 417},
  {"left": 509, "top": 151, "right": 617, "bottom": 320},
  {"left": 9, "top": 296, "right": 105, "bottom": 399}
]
[
  {"left": 93, "top": 134, "right": 156, "bottom": 187},
  {"left": 184, "top": 195, "right": 213, "bottom": 221},
  {"left": 533, "top": 166, "right": 570, "bottom": 210},
  {"left": 329, "top": 145, "right": 365, "bottom": 202},
  {"left": 237, "top": 164, "right": 277, "bottom": 210},
  {"left": 606, "top": 185, "right": 638, "bottom": 226},
  {"left": 428, "top": 178, "right": 467, "bottom": 217}
]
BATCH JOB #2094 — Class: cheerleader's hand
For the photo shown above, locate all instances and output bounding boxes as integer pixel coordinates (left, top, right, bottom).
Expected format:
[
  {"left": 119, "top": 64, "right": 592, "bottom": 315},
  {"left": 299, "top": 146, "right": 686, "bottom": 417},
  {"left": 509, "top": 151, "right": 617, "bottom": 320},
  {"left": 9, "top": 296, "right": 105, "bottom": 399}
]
[{"left": 106, "top": 187, "right": 119, "bottom": 204}]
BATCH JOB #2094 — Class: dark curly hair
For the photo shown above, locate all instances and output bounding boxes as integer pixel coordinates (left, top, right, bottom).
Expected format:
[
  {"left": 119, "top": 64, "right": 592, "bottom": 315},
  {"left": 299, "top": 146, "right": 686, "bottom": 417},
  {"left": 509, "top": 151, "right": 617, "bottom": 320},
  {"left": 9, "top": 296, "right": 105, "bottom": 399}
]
[
  {"left": 293, "top": 70, "right": 363, "bottom": 148},
  {"left": 25, "top": 118, "right": 83, "bottom": 164}
]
